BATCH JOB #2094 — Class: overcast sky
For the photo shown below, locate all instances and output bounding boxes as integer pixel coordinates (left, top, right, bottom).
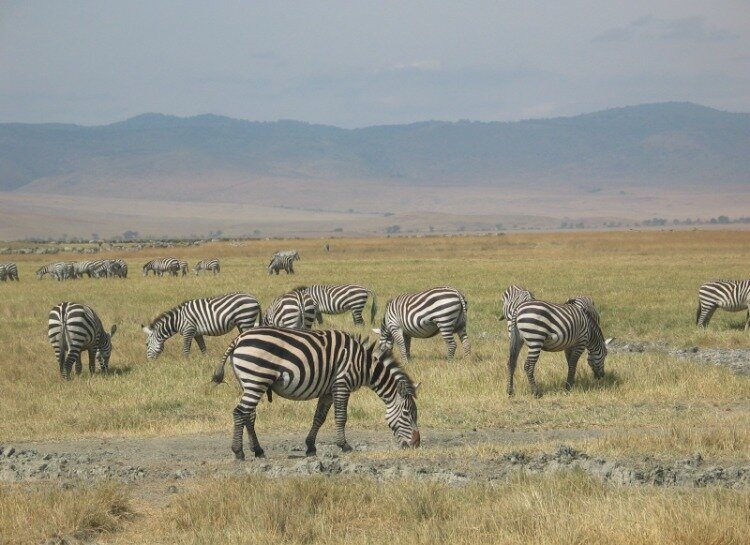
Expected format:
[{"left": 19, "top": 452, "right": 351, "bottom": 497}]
[{"left": 1, "top": 1, "right": 748, "bottom": 127}]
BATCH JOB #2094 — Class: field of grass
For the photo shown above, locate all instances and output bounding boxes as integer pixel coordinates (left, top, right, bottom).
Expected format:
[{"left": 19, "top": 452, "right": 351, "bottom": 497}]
[{"left": 2, "top": 231, "right": 749, "bottom": 544}]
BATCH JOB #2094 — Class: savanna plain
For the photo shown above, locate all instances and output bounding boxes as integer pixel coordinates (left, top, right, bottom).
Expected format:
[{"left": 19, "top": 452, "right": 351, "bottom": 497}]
[{"left": 1, "top": 231, "right": 749, "bottom": 544}]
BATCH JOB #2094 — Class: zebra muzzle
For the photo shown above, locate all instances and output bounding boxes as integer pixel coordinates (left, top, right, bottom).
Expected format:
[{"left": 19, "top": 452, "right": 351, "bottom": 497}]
[{"left": 409, "top": 429, "right": 421, "bottom": 448}]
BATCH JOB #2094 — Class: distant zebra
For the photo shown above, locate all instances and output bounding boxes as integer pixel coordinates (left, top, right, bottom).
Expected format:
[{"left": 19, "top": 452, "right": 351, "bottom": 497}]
[
  {"left": 37, "top": 262, "right": 76, "bottom": 281},
  {"left": 499, "top": 285, "right": 534, "bottom": 333},
  {"left": 48, "top": 302, "right": 117, "bottom": 380},
  {"left": 178, "top": 260, "right": 188, "bottom": 276},
  {"left": 508, "top": 298, "right": 612, "bottom": 397},
  {"left": 194, "top": 259, "right": 220, "bottom": 275},
  {"left": 212, "top": 329, "right": 420, "bottom": 459},
  {"left": 113, "top": 259, "right": 128, "bottom": 278},
  {"left": 267, "top": 254, "right": 297, "bottom": 275},
  {"left": 142, "top": 258, "right": 180, "bottom": 277},
  {"left": 262, "top": 287, "right": 317, "bottom": 329},
  {"left": 141, "top": 292, "right": 261, "bottom": 359},
  {"left": 0, "top": 262, "right": 19, "bottom": 281},
  {"left": 90, "top": 260, "right": 121, "bottom": 278},
  {"left": 74, "top": 260, "right": 98, "bottom": 278},
  {"left": 373, "top": 287, "right": 469, "bottom": 363},
  {"left": 696, "top": 280, "right": 750, "bottom": 330},
  {"left": 303, "top": 284, "right": 378, "bottom": 325}
]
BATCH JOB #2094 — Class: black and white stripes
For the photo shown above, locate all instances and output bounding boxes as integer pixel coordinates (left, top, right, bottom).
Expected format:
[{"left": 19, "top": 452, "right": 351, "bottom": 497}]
[
  {"left": 194, "top": 259, "right": 220, "bottom": 275},
  {"left": 212, "top": 328, "right": 420, "bottom": 458},
  {"left": 262, "top": 287, "right": 317, "bottom": 330},
  {"left": 696, "top": 280, "right": 750, "bottom": 330},
  {"left": 0, "top": 262, "right": 19, "bottom": 281},
  {"left": 375, "top": 287, "right": 469, "bottom": 362},
  {"left": 507, "top": 297, "right": 611, "bottom": 397},
  {"left": 142, "top": 258, "right": 181, "bottom": 277},
  {"left": 48, "top": 302, "right": 117, "bottom": 380},
  {"left": 142, "top": 292, "right": 261, "bottom": 359},
  {"left": 303, "top": 284, "right": 378, "bottom": 325}
]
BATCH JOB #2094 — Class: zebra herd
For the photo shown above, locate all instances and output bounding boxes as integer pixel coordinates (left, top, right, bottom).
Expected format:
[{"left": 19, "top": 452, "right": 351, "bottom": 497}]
[
  {"left": 0, "top": 262, "right": 19, "bottom": 281},
  {"left": 24, "top": 248, "right": 750, "bottom": 457}
]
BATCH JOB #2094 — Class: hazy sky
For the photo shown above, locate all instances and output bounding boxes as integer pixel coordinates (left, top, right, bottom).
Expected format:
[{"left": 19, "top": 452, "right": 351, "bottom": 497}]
[{"left": 1, "top": 1, "right": 749, "bottom": 126}]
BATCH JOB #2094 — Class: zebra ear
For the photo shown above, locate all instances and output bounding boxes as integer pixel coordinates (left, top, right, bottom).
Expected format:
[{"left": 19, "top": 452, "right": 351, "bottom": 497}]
[
  {"left": 605, "top": 337, "right": 614, "bottom": 345},
  {"left": 141, "top": 325, "right": 150, "bottom": 334},
  {"left": 110, "top": 324, "right": 117, "bottom": 337},
  {"left": 413, "top": 382, "right": 421, "bottom": 397}
]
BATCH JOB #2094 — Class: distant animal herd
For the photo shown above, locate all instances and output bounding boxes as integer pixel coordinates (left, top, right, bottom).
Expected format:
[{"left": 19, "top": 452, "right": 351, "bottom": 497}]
[{"left": 2, "top": 251, "right": 749, "bottom": 457}]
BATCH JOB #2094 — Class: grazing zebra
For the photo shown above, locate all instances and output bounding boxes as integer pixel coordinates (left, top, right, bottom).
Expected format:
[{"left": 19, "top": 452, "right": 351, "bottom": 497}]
[
  {"left": 113, "top": 259, "right": 128, "bottom": 278},
  {"left": 194, "top": 259, "right": 220, "bottom": 275},
  {"left": 142, "top": 258, "right": 180, "bottom": 277},
  {"left": 37, "top": 262, "right": 76, "bottom": 281},
  {"left": 178, "top": 260, "right": 188, "bottom": 276},
  {"left": 696, "top": 280, "right": 750, "bottom": 330},
  {"left": 73, "top": 260, "right": 98, "bottom": 278},
  {"left": 212, "top": 328, "right": 420, "bottom": 459},
  {"left": 373, "top": 287, "right": 470, "bottom": 363},
  {"left": 0, "top": 262, "right": 19, "bottom": 281},
  {"left": 508, "top": 298, "right": 612, "bottom": 397},
  {"left": 303, "top": 284, "right": 378, "bottom": 325},
  {"left": 499, "top": 285, "right": 534, "bottom": 332},
  {"left": 141, "top": 292, "right": 261, "bottom": 359},
  {"left": 48, "top": 302, "right": 117, "bottom": 380},
  {"left": 262, "top": 287, "right": 317, "bottom": 329},
  {"left": 267, "top": 254, "right": 297, "bottom": 275}
]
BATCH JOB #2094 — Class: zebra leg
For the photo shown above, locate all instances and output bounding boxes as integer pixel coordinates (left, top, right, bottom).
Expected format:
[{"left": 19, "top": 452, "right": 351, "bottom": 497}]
[
  {"left": 244, "top": 409, "right": 265, "bottom": 458},
  {"left": 564, "top": 346, "right": 584, "bottom": 391},
  {"left": 391, "top": 328, "right": 409, "bottom": 362},
  {"left": 332, "top": 382, "right": 353, "bottom": 452},
  {"left": 182, "top": 333, "right": 194, "bottom": 356},
  {"left": 523, "top": 344, "right": 543, "bottom": 398},
  {"left": 457, "top": 324, "right": 471, "bottom": 358},
  {"left": 507, "top": 325, "right": 523, "bottom": 396},
  {"left": 74, "top": 353, "right": 83, "bottom": 375},
  {"left": 195, "top": 335, "right": 207, "bottom": 354},
  {"left": 88, "top": 348, "right": 96, "bottom": 375},
  {"left": 698, "top": 304, "right": 717, "bottom": 328},
  {"left": 305, "top": 394, "right": 333, "bottom": 456},
  {"left": 231, "top": 405, "right": 249, "bottom": 460},
  {"left": 64, "top": 351, "right": 79, "bottom": 380},
  {"left": 437, "top": 323, "right": 458, "bottom": 359},
  {"left": 404, "top": 335, "right": 412, "bottom": 360},
  {"left": 352, "top": 308, "right": 364, "bottom": 326},
  {"left": 745, "top": 304, "right": 750, "bottom": 331}
]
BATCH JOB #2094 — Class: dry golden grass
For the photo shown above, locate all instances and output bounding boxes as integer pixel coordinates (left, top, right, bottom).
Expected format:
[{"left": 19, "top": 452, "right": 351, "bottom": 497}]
[
  {"left": 0, "top": 482, "right": 132, "bottom": 545},
  {"left": 1, "top": 231, "right": 748, "bottom": 461},
  {"left": 105, "top": 473, "right": 750, "bottom": 545}
]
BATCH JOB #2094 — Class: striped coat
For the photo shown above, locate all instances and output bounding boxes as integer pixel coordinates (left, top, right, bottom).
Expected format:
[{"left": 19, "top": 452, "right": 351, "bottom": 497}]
[
  {"left": 212, "top": 328, "right": 420, "bottom": 459},
  {"left": 194, "top": 259, "right": 220, "bottom": 275},
  {"left": 499, "top": 285, "right": 534, "bottom": 334},
  {"left": 374, "top": 286, "right": 469, "bottom": 362},
  {"left": 48, "top": 302, "right": 117, "bottom": 379},
  {"left": 263, "top": 288, "right": 317, "bottom": 330},
  {"left": 696, "top": 280, "right": 750, "bottom": 330},
  {"left": 508, "top": 298, "right": 611, "bottom": 397},
  {"left": 303, "top": 284, "right": 378, "bottom": 325},
  {"left": 142, "top": 258, "right": 181, "bottom": 276},
  {"left": 142, "top": 292, "right": 261, "bottom": 359},
  {"left": 0, "top": 262, "right": 19, "bottom": 281}
]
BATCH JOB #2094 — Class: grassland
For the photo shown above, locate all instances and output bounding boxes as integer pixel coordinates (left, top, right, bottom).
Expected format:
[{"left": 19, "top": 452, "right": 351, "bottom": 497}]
[{"left": 1, "top": 231, "right": 749, "bottom": 544}]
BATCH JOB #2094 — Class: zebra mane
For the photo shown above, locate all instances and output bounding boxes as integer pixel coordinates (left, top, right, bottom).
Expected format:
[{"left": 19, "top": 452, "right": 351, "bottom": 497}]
[
  {"left": 291, "top": 285, "right": 308, "bottom": 292},
  {"left": 148, "top": 306, "right": 180, "bottom": 328}
]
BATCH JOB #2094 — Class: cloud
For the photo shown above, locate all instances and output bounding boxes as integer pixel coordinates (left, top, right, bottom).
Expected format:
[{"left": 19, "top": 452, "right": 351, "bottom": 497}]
[{"left": 593, "top": 15, "right": 738, "bottom": 44}]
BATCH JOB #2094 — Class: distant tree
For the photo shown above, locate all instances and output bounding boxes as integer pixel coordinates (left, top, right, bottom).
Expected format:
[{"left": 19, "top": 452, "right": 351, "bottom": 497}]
[
  {"left": 710, "top": 218, "right": 718, "bottom": 224},
  {"left": 253, "top": 229, "right": 261, "bottom": 235},
  {"left": 333, "top": 227, "right": 343, "bottom": 232},
  {"left": 385, "top": 225, "right": 401, "bottom": 234},
  {"left": 717, "top": 215, "right": 730, "bottom": 224}
]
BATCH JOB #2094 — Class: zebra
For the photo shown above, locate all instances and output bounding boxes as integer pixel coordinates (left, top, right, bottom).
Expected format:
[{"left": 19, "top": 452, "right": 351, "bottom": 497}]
[
  {"left": 0, "top": 262, "right": 19, "bottom": 281},
  {"left": 73, "top": 260, "right": 99, "bottom": 278},
  {"left": 194, "top": 259, "right": 220, "bottom": 275},
  {"left": 37, "top": 262, "right": 76, "bottom": 281},
  {"left": 141, "top": 292, "right": 261, "bottom": 359},
  {"left": 507, "top": 298, "right": 612, "bottom": 397},
  {"left": 212, "top": 328, "right": 420, "bottom": 459},
  {"left": 113, "top": 259, "right": 128, "bottom": 278},
  {"left": 302, "top": 284, "right": 378, "bottom": 326},
  {"left": 48, "top": 302, "right": 117, "bottom": 380},
  {"left": 178, "top": 260, "right": 188, "bottom": 276},
  {"left": 499, "top": 285, "right": 534, "bottom": 334},
  {"left": 142, "top": 258, "right": 180, "bottom": 277},
  {"left": 90, "top": 260, "right": 119, "bottom": 278},
  {"left": 267, "top": 254, "right": 297, "bottom": 275},
  {"left": 372, "top": 287, "right": 469, "bottom": 363},
  {"left": 262, "top": 287, "right": 317, "bottom": 329},
  {"left": 696, "top": 280, "right": 750, "bottom": 330}
]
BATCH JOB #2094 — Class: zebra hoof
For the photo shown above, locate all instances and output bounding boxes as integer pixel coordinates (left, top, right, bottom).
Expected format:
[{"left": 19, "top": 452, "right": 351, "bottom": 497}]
[
  {"left": 339, "top": 443, "right": 353, "bottom": 453},
  {"left": 233, "top": 450, "right": 245, "bottom": 461},
  {"left": 305, "top": 448, "right": 317, "bottom": 457},
  {"left": 254, "top": 449, "right": 266, "bottom": 459}
]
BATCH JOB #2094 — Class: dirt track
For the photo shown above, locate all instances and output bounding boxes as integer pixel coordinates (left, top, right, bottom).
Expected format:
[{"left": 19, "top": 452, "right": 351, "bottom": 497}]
[{"left": 3, "top": 425, "right": 748, "bottom": 494}]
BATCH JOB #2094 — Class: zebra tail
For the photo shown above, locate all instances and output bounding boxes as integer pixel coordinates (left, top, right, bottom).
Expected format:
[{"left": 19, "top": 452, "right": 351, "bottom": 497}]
[
  {"left": 369, "top": 290, "right": 378, "bottom": 324},
  {"left": 58, "top": 311, "right": 69, "bottom": 372},
  {"left": 212, "top": 340, "right": 237, "bottom": 384}
]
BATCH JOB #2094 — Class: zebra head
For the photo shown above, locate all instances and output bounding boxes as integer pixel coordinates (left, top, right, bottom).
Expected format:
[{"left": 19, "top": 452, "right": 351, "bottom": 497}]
[
  {"left": 142, "top": 261, "right": 152, "bottom": 276},
  {"left": 586, "top": 319, "right": 612, "bottom": 379},
  {"left": 96, "top": 325, "right": 118, "bottom": 370},
  {"left": 141, "top": 323, "right": 165, "bottom": 359},
  {"left": 370, "top": 346, "right": 420, "bottom": 448},
  {"left": 35, "top": 266, "right": 47, "bottom": 280},
  {"left": 371, "top": 320, "right": 393, "bottom": 353}
]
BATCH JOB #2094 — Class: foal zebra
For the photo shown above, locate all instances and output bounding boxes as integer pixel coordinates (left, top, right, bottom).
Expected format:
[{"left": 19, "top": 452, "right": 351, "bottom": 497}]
[
  {"left": 374, "top": 287, "right": 469, "bottom": 363},
  {"left": 194, "top": 259, "right": 220, "bottom": 275},
  {"left": 48, "top": 302, "right": 117, "bottom": 379},
  {"left": 212, "top": 328, "right": 420, "bottom": 459},
  {"left": 142, "top": 258, "right": 180, "bottom": 276},
  {"left": 37, "top": 262, "right": 76, "bottom": 281},
  {"left": 0, "top": 262, "right": 18, "bottom": 281},
  {"left": 303, "top": 284, "right": 378, "bottom": 325},
  {"left": 141, "top": 292, "right": 261, "bottom": 359},
  {"left": 508, "top": 298, "right": 612, "bottom": 397},
  {"left": 178, "top": 260, "right": 188, "bottom": 276},
  {"left": 696, "top": 280, "right": 750, "bottom": 330},
  {"left": 262, "top": 287, "right": 317, "bottom": 329},
  {"left": 267, "top": 254, "right": 297, "bottom": 275},
  {"left": 499, "top": 285, "right": 534, "bottom": 333}
]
